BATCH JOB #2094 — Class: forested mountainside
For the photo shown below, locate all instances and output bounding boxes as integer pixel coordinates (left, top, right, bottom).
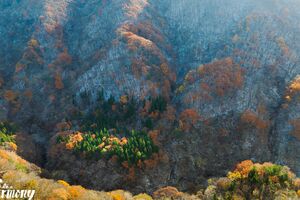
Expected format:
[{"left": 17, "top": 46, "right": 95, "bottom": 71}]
[{"left": 1, "top": 0, "right": 300, "bottom": 199}]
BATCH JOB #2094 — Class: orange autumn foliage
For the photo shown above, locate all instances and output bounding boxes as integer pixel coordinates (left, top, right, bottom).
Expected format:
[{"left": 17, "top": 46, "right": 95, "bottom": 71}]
[
  {"left": 289, "top": 118, "right": 300, "bottom": 140},
  {"left": 135, "top": 20, "right": 165, "bottom": 45},
  {"left": 23, "top": 90, "right": 33, "bottom": 101},
  {"left": 119, "top": 23, "right": 165, "bottom": 62},
  {"left": 110, "top": 155, "right": 119, "bottom": 164},
  {"left": 109, "top": 190, "right": 127, "bottom": 200},
  {"left": 153, "top": 186, "right": 183, "bottom": 199},
  {"left": 200, "top": 82, "right": 210, "bottom": 92},
  {"left": 290, "top": 79, "right": 300, "bottom": 93},
  {"left": 235, "top": 160, "right": 254, "bottom": 178},
  {"left": 127, "top": 167, "right": 136, "bottom": 182},
  {"left": 4, "top": 90, "right": 18, "bottom": 102},
  {"left": 143, "top": 153, "right": 159, "bottom": 169},
  {"left": 149, "top": 111, "right": 160, "bottom": 119},
  {"left": 161, "top": 79, "right": 171, "bottom": 100},
  {"left": 240, "top": 110, "right": 269, "bottom": 130},
  {"left": 161, "top": 105, "right": 176, "bottom": 123},
  {"left": 6, "top": 142, "right": 18, "bottom": 152},
  {"left": 143, "top": 151, "right": 168, "bottom": 170},
  {"left": 122, "top": 161, "right": 129, "bottom": 169},
  {"left": 57, "top": 49, "right": 72, "bottom": 65},
  {"left": 131, "top": 58, "right": 146, "bottom": 78},
  {"left": 19, "top": 39, "right": 43, "bottom": 66},
  {"left": 68, "top": 186, "right": 86, "bottom": 198},
  {"left": 160, "top": 63, "right": 170, "bottom": 75},
  {"left": 198, "top": 57, "right": 244, "bottom": 97},
  {"left": 148, "top": 130, "right": 159, "bottom": 146},
  {"left": 65, "top": 132, "right": 83, "bottom": 150},
  {"left": 0, "top": 150, "right": 10, "bottom": 160},
  {"left": 257, "top": 103, "right": 267, "bottom": 116},
  {"left": 179, "top": 109, "right": 200, "bottom": 132},
  {"left": 54, "top": 73, "right": 64, "bottom": 90},
  {"left": 285, "top": 76, "right": 300, "bottom": 102},
  {"left": 123, "top": 31, "right": 155, "bottom": 51},
  {"left": 111, "top": 193, "right": 125, "bottom": 200},
  {"left": 277, "top": 36, "right": 290, "bottom": 57}
]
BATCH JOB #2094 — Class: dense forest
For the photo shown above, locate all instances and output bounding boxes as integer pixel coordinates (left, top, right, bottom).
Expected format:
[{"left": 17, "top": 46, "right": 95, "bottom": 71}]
[{"left": 0, "top": 0, "right": 300, "bottom": 199}]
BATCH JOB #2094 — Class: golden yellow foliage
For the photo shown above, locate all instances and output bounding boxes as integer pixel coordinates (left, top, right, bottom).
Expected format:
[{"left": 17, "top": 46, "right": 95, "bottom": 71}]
[
  {"left": 109, "top": 190, "right": 126, "bottom": 200},
  {"left": 0, "top": 149, "right": 10, "bottom": 160},
  {"left": 232, "top": 194, "right": 244, "bottom": 200},
  {"left": 28, "top": 39, "right": 39, "bottom": 48},
  {"left": 7, "top": 142, "right": 18, "bottom": 151},
  {"left": 289, "top": 79, "right": 300, "bottom": 92},
  {"left": 177, "top": 85, "right": 185, "bottom": 93},
  {"left": 120, "top": 95, "right": 128, "bottom": 104},
  {"left": 68, "top": 185, "right": 86, "bottom": 198},
  {"left": 133, "top": 193, "right": 153, "bottom": 200},
  {"left": 285, "top": 76, "right": 300, "bottom": 102},
  {"left": 227, "top": 171, "right": 242, "bottom": 181},
  {"left": 24, "top": 179, "right": 38, "bottom": 189},
  {"left": 57, "top": 180, "right": 70, "bottom": 187}
]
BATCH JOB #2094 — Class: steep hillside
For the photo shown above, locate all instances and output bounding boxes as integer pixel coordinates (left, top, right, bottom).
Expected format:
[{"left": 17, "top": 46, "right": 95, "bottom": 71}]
[
  {"left": 1, "top": 0, "right": 300, "bottom": 195},
  {"left": 0, "top": 137, "right": 299, "bottom": 199}
]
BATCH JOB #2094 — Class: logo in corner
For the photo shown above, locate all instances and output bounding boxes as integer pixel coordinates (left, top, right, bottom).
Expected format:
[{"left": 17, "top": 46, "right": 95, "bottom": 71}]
[{"left": 0, "top": 178, "right": 35, "bottom": 200}]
